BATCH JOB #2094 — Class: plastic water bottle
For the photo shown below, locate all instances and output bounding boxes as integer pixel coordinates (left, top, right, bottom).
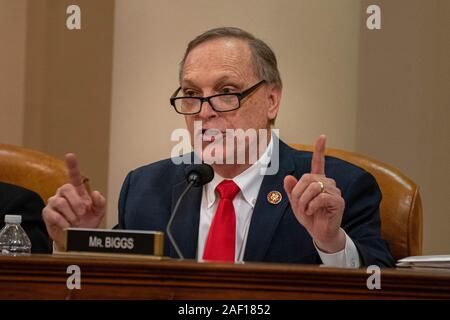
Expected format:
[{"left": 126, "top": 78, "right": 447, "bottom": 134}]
[{"left": 0, "top": 215, "right": 32, "bottom": 256}]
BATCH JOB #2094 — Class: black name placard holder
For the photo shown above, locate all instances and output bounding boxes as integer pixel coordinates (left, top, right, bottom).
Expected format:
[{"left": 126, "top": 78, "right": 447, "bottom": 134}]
[{"left": 56, "top": 228, "right": 165, "bottom": 259}]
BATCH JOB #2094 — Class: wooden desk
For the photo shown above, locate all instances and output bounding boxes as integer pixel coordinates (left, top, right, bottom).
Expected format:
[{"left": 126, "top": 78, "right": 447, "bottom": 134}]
[{"left": 0, "top": 254, "right": 449, "bottom": 299}]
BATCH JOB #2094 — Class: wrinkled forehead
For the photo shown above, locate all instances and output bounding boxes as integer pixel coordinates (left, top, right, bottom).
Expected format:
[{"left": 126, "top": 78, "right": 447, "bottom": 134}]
[{"left": 181, "top": 38, "right": 257, "bottom": 84}]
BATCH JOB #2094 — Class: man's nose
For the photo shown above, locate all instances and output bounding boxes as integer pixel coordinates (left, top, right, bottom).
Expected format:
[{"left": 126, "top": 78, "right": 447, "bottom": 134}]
[{"left": 197, "top": 99, "right": 217, "bottom": 120}]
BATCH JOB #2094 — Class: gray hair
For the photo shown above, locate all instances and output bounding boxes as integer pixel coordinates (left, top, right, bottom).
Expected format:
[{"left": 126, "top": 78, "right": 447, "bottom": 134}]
[{"left": 179, "top": 27, "right": 282, "bottom": 89}]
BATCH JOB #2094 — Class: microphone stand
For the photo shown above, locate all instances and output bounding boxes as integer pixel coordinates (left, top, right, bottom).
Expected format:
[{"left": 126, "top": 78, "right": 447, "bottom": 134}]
[{"left": 165, "top": 180, "right": 195, "bottom": 260}]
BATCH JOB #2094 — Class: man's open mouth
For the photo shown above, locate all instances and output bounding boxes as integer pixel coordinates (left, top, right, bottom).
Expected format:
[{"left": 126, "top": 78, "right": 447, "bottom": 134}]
[{"left": 202, "top": 128, "right": 224, "bottom": 142}]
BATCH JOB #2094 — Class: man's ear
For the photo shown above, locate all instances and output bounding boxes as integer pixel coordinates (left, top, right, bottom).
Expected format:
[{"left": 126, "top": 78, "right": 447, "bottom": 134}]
[{"left": 266, "top": 84, "right": 282, "bottom": 121}]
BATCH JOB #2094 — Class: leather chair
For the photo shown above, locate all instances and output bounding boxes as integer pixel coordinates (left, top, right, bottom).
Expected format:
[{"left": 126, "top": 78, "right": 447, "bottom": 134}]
[
  {"left": 0, "top": 144, "right": 73, "bottom": 204},
  {"left": 289, "top": 143, "right": 423, "bottom": 261}
]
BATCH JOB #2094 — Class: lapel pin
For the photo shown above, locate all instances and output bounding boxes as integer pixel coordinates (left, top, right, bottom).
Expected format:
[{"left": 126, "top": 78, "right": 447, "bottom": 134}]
[{"left": 267, "top": 191, "right": 282, "bottom": 205}]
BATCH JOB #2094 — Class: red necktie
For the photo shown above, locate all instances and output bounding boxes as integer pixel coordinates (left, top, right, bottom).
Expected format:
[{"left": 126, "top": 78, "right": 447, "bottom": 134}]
[{"left": 203, "top": 180, "right": 240, "bottom": 262}]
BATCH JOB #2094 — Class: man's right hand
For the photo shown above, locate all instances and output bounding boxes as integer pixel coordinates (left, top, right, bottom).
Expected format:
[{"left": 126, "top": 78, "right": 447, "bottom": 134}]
[{"left": 42, "top": 153, "right": 106, "bottom": 251}]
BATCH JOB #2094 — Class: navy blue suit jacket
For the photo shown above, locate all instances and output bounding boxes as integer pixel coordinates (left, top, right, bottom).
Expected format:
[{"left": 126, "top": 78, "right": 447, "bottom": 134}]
[{"left": 117, "top": 139, "right": 394, "bottom": 267}]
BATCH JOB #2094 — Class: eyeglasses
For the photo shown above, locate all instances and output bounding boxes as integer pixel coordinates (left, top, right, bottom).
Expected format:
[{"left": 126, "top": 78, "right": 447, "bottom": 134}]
[{"left": 170, "top": 80, "right": 266, "bottom": 115}]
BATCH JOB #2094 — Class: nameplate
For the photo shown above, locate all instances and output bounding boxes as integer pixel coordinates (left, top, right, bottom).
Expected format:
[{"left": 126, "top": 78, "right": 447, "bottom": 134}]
[{"left": 62, "top": 228, "right": 164, "bottom": 256}]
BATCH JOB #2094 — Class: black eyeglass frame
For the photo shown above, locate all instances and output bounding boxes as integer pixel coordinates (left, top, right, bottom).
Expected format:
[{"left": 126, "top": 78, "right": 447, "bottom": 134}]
[{"left": 169, "top": 80, "right": 266, "bottom": 115}]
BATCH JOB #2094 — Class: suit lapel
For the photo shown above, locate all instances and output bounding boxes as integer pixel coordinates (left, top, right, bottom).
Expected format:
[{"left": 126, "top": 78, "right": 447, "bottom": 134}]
[
  {"left": 169, "top": 180, "right": 202, "bottom": 259},
  {"left": 167, "top": 142, "right": 310, "bottom": 261},
  {"left": 244, "top": 140, "right": 297, "bottom": 262}
]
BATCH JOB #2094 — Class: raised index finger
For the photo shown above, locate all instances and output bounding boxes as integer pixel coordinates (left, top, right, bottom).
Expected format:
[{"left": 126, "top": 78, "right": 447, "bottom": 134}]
[
  {"left": 65, "top": 153, "right": 87, "bottom": 196},
  {"left": 311, "top": 135, "right": 326, "bottom": 175}
]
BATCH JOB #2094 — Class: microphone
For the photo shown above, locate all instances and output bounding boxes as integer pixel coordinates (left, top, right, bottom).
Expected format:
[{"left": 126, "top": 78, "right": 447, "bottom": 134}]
[
  {"left": 186, "top": 163, "right": 215, "bottom": 187},
  {"left": 166, "top": 163, "right": 214, "bottom": 259}
]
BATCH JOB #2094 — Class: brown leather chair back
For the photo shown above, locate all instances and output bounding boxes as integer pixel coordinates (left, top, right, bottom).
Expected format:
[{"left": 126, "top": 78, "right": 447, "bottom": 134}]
[
  {"left": 289, "top": 143, "right": 422, "bottom": 261},
  {"left": 0, "top": 144, "right": 69, "bottom": 204}
]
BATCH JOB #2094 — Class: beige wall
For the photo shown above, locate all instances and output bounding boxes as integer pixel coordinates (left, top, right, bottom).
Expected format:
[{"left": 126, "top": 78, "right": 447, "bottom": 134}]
[
  {"left": 356, "top": 0, "right": 450, "bottom": 254},
  {"left": 108, "top": 0, "right": 361, "bottom": 227},
  {"left": 22, "top": 0, "right": 114, "bottom": 212},
  {"left": 0, "top": 0, "right": 27, "bottom": 145},
  {"left": 0, "top": 0, "right": 114, "bottom": 227}
]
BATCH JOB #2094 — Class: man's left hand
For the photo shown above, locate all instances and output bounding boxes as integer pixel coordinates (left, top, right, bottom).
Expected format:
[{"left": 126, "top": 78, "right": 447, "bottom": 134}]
[{"left": 284, "top": 135, "right": 346, "bottom": 253}]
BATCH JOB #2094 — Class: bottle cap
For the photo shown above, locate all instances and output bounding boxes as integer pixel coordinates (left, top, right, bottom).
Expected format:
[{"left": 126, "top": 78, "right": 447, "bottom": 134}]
[{"left": 4, "top": 215, "right": 22, "bottom": 224}]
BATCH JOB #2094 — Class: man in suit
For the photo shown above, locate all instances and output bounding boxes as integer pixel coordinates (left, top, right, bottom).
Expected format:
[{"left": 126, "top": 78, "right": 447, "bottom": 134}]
[
  {"left": 42, "top": 27, "right": 394, "bottom": 267},
  {"left": 0, "top": 182, "right": 52, "bottom": 253}
]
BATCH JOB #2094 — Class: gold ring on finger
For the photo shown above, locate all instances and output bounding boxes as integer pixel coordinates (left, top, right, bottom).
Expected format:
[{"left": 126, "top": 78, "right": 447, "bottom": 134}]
[{"left": 317, "top": 181, "right": 325, "bottom": 193}]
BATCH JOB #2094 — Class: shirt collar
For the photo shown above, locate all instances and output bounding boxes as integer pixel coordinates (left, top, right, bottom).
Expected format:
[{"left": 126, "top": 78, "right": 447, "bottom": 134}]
[{"left": 205, "top": 132, "right": 274, "bottom": 208}]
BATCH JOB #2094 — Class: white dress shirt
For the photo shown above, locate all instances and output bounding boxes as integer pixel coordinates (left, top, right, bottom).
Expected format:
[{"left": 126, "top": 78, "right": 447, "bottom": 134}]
[{"left": 197, "top": 133, "right": 361, "bottom": 268}]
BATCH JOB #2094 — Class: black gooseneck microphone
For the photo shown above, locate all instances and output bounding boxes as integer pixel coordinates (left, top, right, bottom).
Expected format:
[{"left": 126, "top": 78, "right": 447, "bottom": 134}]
[{"left": 166, "top": 163, "right": 214, "bottom": 260}]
